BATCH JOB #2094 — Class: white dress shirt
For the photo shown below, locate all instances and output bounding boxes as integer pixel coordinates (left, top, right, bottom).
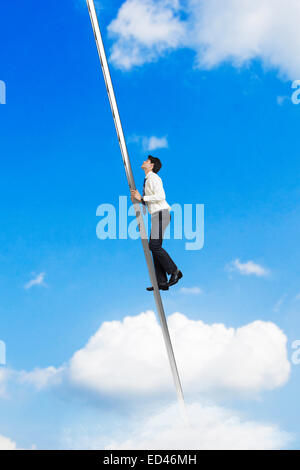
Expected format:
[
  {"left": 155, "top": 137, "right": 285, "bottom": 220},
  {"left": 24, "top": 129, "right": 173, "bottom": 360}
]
[{"left": 142, "top": 171, "right": 171, "bottom": 215}]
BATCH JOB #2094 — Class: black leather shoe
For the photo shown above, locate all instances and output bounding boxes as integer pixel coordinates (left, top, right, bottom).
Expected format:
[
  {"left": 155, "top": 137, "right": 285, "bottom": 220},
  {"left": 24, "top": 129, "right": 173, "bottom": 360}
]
[
  {"left": 168, "top": 269, "right": 183, "bottom": 287},
  {"left": 146, "top": 283, "right": 169, "bottom": 291}
]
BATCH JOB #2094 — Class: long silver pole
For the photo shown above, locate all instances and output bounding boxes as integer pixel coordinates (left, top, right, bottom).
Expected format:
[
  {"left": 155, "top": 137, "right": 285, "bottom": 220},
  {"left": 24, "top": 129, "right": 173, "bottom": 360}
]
[{"left": 86, "top": 0, "right": 186, "bottom": 418}]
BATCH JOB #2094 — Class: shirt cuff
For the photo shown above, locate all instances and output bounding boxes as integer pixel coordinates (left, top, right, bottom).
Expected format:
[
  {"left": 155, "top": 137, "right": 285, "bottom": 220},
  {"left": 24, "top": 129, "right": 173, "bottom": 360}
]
[{"left": 143, "top": 195, "right": 164, "bottom": 202}]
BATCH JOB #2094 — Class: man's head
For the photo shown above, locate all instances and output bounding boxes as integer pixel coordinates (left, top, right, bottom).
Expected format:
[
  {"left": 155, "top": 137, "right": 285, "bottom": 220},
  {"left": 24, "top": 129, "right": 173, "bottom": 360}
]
[{"left": 141, "top": 155, "right": 162, "bottom": 174}]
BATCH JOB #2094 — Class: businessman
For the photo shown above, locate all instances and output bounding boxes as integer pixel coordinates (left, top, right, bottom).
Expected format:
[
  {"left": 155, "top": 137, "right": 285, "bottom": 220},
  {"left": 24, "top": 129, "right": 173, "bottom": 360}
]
[{"left": 130, "top": 155, "right": 182, "bottom": 291}]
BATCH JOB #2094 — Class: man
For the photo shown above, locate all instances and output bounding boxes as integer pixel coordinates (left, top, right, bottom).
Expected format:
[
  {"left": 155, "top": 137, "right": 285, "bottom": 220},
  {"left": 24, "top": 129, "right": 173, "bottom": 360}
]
[{"left": 130, "top": 155, "right": 182, "bottom": 291}]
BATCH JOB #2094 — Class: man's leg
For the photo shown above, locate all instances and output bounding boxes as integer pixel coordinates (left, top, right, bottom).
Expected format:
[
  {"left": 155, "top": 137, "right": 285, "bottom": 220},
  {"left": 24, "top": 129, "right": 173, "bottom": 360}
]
[
  {"left": 149, "top": 210, "right": 177, "bottom": 280},
  {"left": 152, "top": 254, "right": 168, "bottom": 285}
]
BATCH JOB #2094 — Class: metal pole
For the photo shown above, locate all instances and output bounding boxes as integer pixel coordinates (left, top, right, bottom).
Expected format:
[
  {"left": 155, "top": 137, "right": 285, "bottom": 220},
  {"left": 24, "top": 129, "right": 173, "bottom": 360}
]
[{"left": 86, "top": 0, "right": 186, "bottom": 418}]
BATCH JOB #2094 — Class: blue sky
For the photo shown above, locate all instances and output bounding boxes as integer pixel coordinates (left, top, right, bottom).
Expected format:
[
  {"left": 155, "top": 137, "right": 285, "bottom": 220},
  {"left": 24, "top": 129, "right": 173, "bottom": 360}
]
[{"left": 0, "top": 0, "right": 300, "bottom": 450}]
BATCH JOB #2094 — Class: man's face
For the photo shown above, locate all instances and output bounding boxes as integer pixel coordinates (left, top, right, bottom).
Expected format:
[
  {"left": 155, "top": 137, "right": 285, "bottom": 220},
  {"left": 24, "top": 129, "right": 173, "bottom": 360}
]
[{"left": 141, "top": 158, "right": 154, "bottom": 171}]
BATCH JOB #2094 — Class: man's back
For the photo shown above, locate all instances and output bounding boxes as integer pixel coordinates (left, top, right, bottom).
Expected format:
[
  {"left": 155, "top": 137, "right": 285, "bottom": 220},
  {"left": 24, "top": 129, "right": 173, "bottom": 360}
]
[{"left": 143, "top": 171, "right": 171, "bottom": 215}]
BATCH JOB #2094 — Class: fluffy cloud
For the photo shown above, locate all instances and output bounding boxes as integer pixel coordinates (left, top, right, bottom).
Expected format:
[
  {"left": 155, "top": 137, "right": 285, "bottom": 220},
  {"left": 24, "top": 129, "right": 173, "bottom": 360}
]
[
  {"left": 108, "top": 0, "right": 300, "bottom": 79},
  {"left": 0, "top": 435, "right": 17, "bottom": 450},
  {"left": 226, "top": 259, "right": 270, "bottom": 277},
  {"left": 0, "top": 309, "right": 292, "bottom": 450},
  {"left": 67, "top": 311, "right": 290, "bottom": 398},
  {"left": 2, "top": 311, "right": 290, "bottom": 400},
  {"left": 106, "top": 402, "right": 291, "bottom": 450},
  {"left": 108, "top": 0, "right": 186, "bottom": 69},
  {"left": 0, "top": 434, "right": 35, "bottom": 450}
]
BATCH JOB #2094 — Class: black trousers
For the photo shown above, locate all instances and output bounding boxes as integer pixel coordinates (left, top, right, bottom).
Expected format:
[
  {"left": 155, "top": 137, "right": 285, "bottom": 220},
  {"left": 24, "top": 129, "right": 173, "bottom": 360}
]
[{"left": 149, "top": 209, "right": 177, "bottom": 284}]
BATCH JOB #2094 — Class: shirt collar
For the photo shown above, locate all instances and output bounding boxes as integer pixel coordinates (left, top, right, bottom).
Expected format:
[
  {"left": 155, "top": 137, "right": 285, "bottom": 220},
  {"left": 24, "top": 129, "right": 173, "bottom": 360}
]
[{"left": 145, "top": 171, "right": 154, "bottom": 179}]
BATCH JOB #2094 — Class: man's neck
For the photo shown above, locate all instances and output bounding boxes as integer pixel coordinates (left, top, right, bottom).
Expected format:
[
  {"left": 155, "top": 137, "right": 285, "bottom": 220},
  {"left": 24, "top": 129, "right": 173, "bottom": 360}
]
[{"left": 144, "top": 169, "right": 152, "bottom": 177}]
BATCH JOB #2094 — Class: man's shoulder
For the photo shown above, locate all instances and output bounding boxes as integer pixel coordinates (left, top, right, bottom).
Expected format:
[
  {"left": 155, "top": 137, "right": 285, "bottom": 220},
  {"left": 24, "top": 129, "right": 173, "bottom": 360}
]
[{"left": 149, "top": 172, "right": 162, "bottom": 181}]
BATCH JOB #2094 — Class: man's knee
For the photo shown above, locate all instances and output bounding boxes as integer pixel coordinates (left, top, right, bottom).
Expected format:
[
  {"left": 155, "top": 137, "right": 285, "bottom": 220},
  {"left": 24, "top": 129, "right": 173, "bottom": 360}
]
[{"left": 149, "top": 239, "right": 161, "bottom": 252}]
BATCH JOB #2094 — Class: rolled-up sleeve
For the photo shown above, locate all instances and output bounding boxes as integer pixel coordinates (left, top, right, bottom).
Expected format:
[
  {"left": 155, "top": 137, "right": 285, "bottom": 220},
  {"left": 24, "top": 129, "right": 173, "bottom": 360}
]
[{"left": 143, "top": 177, "right": 166, "bottom": 202}]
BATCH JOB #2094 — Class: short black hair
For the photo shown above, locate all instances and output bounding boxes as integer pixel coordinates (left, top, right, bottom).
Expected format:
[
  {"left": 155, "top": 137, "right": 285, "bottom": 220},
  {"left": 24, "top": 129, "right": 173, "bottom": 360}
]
[{"left": 148, "top": 155, "right": 162, "bottom": 174}]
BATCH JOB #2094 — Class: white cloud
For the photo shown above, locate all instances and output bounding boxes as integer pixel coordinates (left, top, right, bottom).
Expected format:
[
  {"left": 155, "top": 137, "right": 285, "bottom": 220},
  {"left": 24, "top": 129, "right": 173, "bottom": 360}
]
[
  {"left": 67, "top": 311, "right": 290, "bottom": 398},
  {"left": 0, "top": 435, "right": 17, "bottom": 450},
  {"left": 0, "top": 368, "right": 9, "bottom": 398},
  {"left": 1, "top": 310, "right": 291, "bottom": 450},
  {"left": 108, "top": 0, "right": 186, "bottom": 70},
  {"left": 128, "top": 134, "right": 169, "bottom": 151},
  {"left": 24, "top": 272, "right": 46, "bottom": 290},
  {"left": 108, "top": 0, "right": 300, "bottom": 80},
  {"left": 0, "top": 434, "right": 35, "bottom": 450},
  {"left": 145, "top": 136, "right": 168, "bottom": 151},
  {"left": 179, "top": 286, "right": 203, "bottom": 295},
  {"left": 106, "top": 402, "right": 291, "bottom": 450},
  {"left": 0, "top": 366, "right": 65, "bottom": 397},
  {"left": 17, "top": 366, "right": 65, "bottom": 390},
  {"left": 3, "top": 311, "right": 290, "bottom": 400},
  {"left": 226, "top": 259, "right": 270, "bottom": 277}
]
